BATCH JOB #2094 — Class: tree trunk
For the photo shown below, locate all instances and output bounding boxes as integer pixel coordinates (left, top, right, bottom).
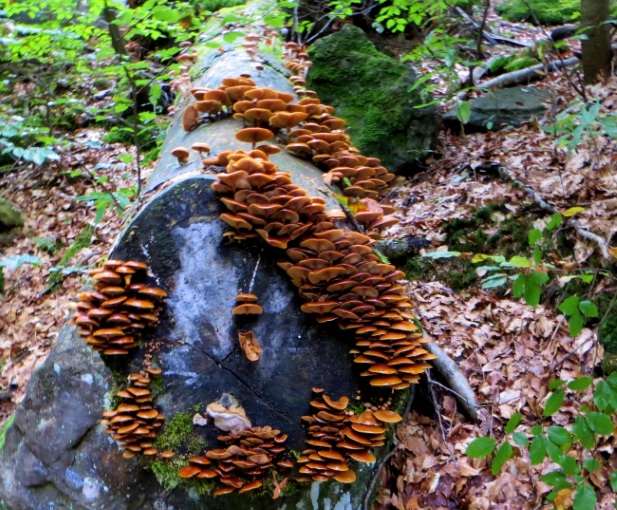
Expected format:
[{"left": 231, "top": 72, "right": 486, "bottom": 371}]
[{"left": 581, "top": 0, "right": 612, "bottom": 84}]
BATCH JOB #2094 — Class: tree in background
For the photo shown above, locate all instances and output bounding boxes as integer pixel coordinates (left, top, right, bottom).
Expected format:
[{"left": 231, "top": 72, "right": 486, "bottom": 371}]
[{"left": 581, "top": 0, "right": 612, "bottom": 83}]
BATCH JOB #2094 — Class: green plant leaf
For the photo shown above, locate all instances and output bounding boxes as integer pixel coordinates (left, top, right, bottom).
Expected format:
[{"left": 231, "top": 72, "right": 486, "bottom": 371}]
[
  {"left": 543, "top": 389, "right": 565, "bottom": 416},
  {"left": 593, "top": 379, "right": 617, "bottom": 413},
  {"left": 528, "top": 271, "right": 550, "bottom": 285},
  {"left": 541, "top": 470, "right": 568, "bottom": 487},
  {"left": 549, "top": 379, "right": 566, "bottom": 390},
  {"left": 573, "top": 416, "right": 595, "bottom": 449},
  {"left": 530, "top": 424, "right": 543, "bottom": 436},
  {"left": 504, "top": 413, "right": 522, "bottom": 434},
  {"left": 512, "top": 432, "right": 528, "bottom": 448},
  {"left": 560, "top": 455, "right": 578, "bottom": 476},
  {"left": 223, "top": 31, "right": 244, "bottom": 43},
  {"left": 466, "top": 437, "right": 496, "bottom": 458},
  {"left": 456, "top": 101, "right": 471, "bottom": 125},
  {"left": 545, "top": 213, "right": 563, "bottom": 231},
  {"left": 610, "top": 470, "right": 617, "bottom": 491},
  {"left": 512, "top": 273, "right": 526, "bottom": 298},
  {"left": 579, "top": 301, "right": 598, "bottom": 318},
  {"left": 545, "top": 438, "right": 564, "bottom": 463},
  {"left": 573, "top": 482, "right": 596, "bottom": 510},
  {"left": 559, "top": 295, "right": 580, "bottom": 316},
  {"left": 508, "top": 255, "right": 532, "bottom": 268},
  {"left": 585, "top": 412, "right": 615, "bottom": 435},
  {"left": 547, "top": 425, "right": 571, "bottom": 446},
  {"left": 529, "top": 435, "right": 546, "bottom": 465},
  {"left": 568, "top": 312, "right": 585, "bottom": 337},
  {"left": 491, "top": 441, "right": 513, "bottom": 475},
  {"left": 582, "top": 457, "right": 601, "bottom": 472},
  {"left": 524, "top": 280, "right": 542, "bottom": 307},
  {"left": 568, "top": 377, "right": 593, "bottom": 391},
  {"left": 528, "top": 228, "right": 543, "bottom": 245}
]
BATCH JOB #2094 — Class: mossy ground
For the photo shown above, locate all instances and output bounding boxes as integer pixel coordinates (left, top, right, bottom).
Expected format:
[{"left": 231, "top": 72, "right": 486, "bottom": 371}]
[{"left": 406, "top": 205, "right": 534, "bottom": 292}]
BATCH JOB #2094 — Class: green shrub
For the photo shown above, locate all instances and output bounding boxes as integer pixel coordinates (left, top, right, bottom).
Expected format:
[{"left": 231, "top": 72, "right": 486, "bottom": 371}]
[
  {"left": 495, "top": 0, "right": 579, "bottom": 24},
  {"left": 199, "top": 0, "right": 246, "bottom": 12}
]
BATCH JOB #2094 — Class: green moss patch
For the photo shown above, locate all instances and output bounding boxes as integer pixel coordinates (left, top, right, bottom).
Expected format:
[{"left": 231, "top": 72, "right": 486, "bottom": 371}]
[
  {"left": 495, "top": 0, "right": 579, "bottom": 24},
  {"left": 307, "top": 25, "right": 437, "bottom": 170},
  {"left": 153, "top": 412, "right": 194, "bottom": 452},
  {"left": 0, "top": 415, "right": 15, "bottom": 453},
  {"left": 598, "top": 296, "right": 617, "bottom": 354}
]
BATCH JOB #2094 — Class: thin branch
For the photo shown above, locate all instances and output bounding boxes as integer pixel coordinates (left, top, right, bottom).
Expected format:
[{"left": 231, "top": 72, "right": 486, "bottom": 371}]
[
  {"left": 497, "top": 165, "right": 611, "bottom": 259},
  {"left": 123, "top": 67, "right": 143, "bottom": 198},
  {"left": 424, "top": 342, "right": 479, "bottom": 420}
]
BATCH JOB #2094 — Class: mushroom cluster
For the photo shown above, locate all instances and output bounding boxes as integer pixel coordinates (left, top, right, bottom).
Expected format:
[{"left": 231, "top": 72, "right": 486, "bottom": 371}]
[
  {"left": 178, "top": 426, "right": 290, "bottom": 496},
  {"left": 71, "top": 260, "right": 167, "bottom": 356},
  {"left": 212, "top": 148, "right": 320, "bottom": 247},
  {"left": 297, "top": 389, "right": 402, "bottom": 483},
  {"left": 178, "top": 55, "right": 398, "bottom": 237},
  {"left": 211, "top": 147, "right": 435, "bottom": 388},
  {"left": 101, "top": 371, "right": 166, "bottom": 459}
]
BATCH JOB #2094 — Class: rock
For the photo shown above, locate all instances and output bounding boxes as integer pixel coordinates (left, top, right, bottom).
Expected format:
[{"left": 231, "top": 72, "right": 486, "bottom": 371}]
[
  {"left": 0, "top": 173, "right": 399, "bottom": 509},
  {"left": 0, "top": 199, "right": 24, "bottom": 247},
  {"left": 444, "top": 86, "right": 551, "bottom": 133},
  {"left": 307, "top": 25, "right": 439, "bottom": 173}
]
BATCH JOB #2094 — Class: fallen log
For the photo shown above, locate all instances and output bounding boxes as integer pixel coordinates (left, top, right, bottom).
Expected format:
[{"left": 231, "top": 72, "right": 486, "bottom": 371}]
[{"left": 475, "top": 56, "right": 579, "bottom": 90}]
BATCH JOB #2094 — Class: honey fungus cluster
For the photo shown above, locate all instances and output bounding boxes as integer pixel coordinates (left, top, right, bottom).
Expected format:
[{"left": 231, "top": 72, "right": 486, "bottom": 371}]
[
  {"left": 210, "top": 147, "right": 434, "bottom": 388},
  {"left": 71, "top": 260, "right": 167, "bottom": 355},
  {"left": 178, "top": 426, "right": 290, "bottom": 496},
  {"left": 297, "top": 389, "right": 402, "bottom": 483},
  {"left": 101, "top": 371, "right": 166, "bottom": 459}
]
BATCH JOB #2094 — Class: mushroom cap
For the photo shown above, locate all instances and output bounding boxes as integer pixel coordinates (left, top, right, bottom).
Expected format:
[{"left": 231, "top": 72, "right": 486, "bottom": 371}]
[
  {"left": 178, "top": 466, "right": 201, "bottom": 478},
  {"left": 235, "top": 293, "right": 259, "bottom": 302},
  {"left": 235, "top": 127, "right": 274, "bottom": 145},
  {"left": 332, "top": 469, "right": 357, "bottom": 483},
  {"left": 191, "top": 142, "right": 211, "bottom": 154},
  {"left": 181, "top": 103, "right": 200, "bottom": 132},
  {"left": 373, "top": 409, "right": 403, "bottom": 423},
  {"left": 232, "top": 303, "right": 263, "bottom": 315}
]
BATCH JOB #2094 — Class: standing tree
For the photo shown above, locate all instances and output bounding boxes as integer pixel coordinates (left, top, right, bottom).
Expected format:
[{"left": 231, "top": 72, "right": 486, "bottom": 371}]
[{"left": 581, "top": 0, "right": 612, "bottom": 83}]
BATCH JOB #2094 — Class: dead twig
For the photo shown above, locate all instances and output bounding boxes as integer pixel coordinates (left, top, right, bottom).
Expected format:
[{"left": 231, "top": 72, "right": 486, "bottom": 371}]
[
  {"left": 497, "top": 165, "right": 611, "bottom": 259},
  {"left": 425, "top": 342, "right": 480, "bottom": 420}
]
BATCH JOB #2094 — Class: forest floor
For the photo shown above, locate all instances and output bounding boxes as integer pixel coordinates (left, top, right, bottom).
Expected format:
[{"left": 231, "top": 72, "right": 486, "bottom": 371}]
[{"left": 1, "top": 4, "right": 617, "bottom": 510}]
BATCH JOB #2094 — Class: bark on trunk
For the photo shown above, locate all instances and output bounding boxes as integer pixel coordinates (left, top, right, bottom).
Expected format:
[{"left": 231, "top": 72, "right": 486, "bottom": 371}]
[{"left": 581, "top": 0, "right": 612, "bottom": 84}]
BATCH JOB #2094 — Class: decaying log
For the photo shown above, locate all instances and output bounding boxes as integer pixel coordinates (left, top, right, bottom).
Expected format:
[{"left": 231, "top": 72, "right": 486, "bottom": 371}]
[{"left": 476, "top": 56, "right": 579, "bottom": 90}]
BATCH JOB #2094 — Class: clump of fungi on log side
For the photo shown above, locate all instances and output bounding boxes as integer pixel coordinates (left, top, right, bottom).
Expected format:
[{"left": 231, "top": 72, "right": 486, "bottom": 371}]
[
  {"left": 101, "top": 369, "right": 170, "bottom": 459},
  {"left": 297, "top": 388, "right": 403, "bottom": 483},
  {"left": 178, "top": 426, "right": 291, "bottom": 496},
  {"left": 70, "top": 260, "right": 167, "bottom": 356},
  {"left": 211, "top": 145, "right": 436, "bottom": 389}
]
